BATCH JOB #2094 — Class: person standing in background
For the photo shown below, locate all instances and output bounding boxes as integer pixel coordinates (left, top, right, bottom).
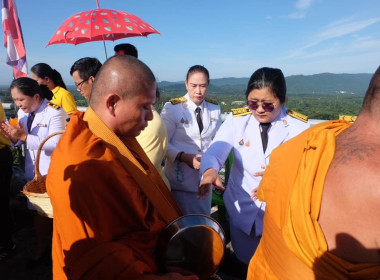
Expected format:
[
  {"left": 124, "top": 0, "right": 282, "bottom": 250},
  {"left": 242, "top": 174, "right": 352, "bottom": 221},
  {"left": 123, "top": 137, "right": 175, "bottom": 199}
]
[
  {"left": 161, "top": 65, "right": 222, "bottom": 215},
  {"left": 0, "top": 101, "right": 15, "bottom": 261},
  {"left": 70, "top": 57, "right": 102, "bottom": 101},
  {"left": 114, "top": 43, "right": 170, "bottom": 188},
  {"left": 31, "top": 63, "right": 77, "bottom": 115},
  {"left": 114, "top": 43, "right": 138, "bottom": 57},
  {"left": 198, "top": 67, "right": 310, "bottom": 266},
  {"left": 0, "top": 78, "right": 67, "bottom": 263}
]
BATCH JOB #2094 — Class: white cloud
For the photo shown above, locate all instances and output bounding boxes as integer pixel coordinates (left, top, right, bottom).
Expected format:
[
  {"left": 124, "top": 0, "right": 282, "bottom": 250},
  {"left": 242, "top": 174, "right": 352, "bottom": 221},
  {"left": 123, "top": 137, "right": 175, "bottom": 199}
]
[
  {"left": 295, "top": 0, "right": 313, "bottom": 10},
  {"left": 311, "top": 17, "right": 380, "bottom": 47},
  {"left": 286, "top": 17, "right": 380, "bottom": 59},
  {"left": 287, "top": 0, "right": 314, "bottom": 19}
]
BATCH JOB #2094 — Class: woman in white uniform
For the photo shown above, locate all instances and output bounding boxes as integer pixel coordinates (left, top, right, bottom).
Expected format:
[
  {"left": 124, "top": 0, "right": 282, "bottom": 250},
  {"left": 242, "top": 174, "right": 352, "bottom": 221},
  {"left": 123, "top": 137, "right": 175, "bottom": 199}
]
[
  {"left": 161, "top": 65, "right": 222, "bottom": 215},
  {"left": 199, "top": 67, "right": 310, "bottom": 265},
  {"left": 0, "top": 77, "right": 67, "bottom": 262}
]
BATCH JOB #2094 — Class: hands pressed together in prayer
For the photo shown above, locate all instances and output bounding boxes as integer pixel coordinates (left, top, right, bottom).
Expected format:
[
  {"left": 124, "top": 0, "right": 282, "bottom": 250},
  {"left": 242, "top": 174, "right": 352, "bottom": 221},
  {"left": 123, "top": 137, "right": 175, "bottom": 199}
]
[
  {"left": 0, "top": 121, "right": 28, "bottom": 143},
  {"left": 198, "top": 168, "right": 225, "bottom": 200}
]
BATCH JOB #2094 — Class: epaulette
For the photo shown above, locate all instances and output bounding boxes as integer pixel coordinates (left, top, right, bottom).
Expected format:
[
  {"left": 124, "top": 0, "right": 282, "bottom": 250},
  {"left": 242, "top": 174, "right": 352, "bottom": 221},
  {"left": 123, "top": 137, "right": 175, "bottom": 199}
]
[
  {"left": 286, "top": 109, "right": 308, "bottom": 123},
  {"left": 47, "top": 102, "right": 60, "bottom": 110},
  {"left": 169, "top": 97, "right": 187, "bottom": 105},
  {"left": 205, "top": 97, "right": 218, "bottom": 105},
  {"left": 339, "top": 115, "right": 357, "bottom": 123},
  {"left": 232, "top": 107, "right": 251, "bottom": 117}
]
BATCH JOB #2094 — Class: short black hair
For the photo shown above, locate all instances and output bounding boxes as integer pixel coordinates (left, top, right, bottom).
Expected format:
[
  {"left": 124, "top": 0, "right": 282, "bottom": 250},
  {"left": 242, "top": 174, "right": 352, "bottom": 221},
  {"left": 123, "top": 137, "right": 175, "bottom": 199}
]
[
  {"left": 31, "top": 63, "right": 67, "bottom": 89},
  {"left": 114, "top": 43, "right": 138, "bottom": 58},
  {"left": 186, "top": 65, "right": 210, "bottom": 83},
  {"left": 70, "top": 57, "right": 102, "bottom": 80},
  {"left": 10, "top": 77, "right": 53, "bottom": 100},
  {"left": 245, "top": 67, "right": 287, "bottom": 103}
]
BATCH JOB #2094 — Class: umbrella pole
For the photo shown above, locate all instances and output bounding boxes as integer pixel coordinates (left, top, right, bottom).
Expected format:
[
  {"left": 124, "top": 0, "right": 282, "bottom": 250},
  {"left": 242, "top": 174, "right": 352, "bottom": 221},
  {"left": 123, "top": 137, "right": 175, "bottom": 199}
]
[{"left": 103, "top": 41, "right": 108, "bottom": 59}]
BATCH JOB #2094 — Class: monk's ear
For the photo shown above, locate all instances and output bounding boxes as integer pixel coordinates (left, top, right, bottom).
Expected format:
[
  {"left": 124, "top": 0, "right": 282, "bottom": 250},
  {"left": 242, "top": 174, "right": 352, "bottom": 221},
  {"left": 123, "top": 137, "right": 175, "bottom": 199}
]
[{"left": 105, "top": 93, "right": 121, "bottom": 116}]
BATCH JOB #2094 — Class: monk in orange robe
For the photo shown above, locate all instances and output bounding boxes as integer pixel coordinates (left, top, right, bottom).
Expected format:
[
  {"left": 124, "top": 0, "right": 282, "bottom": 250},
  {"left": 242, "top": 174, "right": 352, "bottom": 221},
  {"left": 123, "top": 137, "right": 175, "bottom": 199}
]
[
  {"left": 46, "top": 56, "right": 198, "bottom": 280},
  {"left": 248, "top": 67, "right": 380, "bottom": 279}
]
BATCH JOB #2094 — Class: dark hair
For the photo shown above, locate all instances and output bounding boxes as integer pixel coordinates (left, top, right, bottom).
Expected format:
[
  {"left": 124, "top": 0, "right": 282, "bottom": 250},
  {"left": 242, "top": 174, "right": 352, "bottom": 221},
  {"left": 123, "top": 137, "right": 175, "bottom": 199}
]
[
  {"left": 245, "top": 67, "right": 286, "bottom": 103},
  {"left": 70, "top": 57, "right": 102, "bottom": 80},
  {"left": 361, "top": 66, "right": 380, "bottom": 112},
  {"left": 10, "top": 77, "right": 53, "bottom": 100},
  {"left": 186, "top": 65, "right": 210, "bottom": 83},
  {"left": 114, "top": 43, "right": 138, "bottom": 58},
  {"left": 31, "top": 63, "right": 67, "bottom": 89}
]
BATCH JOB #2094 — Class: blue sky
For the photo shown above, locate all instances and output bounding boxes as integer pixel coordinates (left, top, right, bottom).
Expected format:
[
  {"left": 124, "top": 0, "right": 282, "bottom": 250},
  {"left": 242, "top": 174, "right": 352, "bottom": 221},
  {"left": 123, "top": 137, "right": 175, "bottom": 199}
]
[{"left": 1, "top": 0, "right": 380, "bottom": 85}]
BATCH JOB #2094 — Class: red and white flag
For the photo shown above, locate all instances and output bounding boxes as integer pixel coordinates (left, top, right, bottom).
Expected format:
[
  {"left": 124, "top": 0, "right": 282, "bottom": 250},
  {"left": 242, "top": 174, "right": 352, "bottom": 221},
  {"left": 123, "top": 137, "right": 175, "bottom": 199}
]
[{"left": 1, "top": 0, "right": 28, "bottom": 78}]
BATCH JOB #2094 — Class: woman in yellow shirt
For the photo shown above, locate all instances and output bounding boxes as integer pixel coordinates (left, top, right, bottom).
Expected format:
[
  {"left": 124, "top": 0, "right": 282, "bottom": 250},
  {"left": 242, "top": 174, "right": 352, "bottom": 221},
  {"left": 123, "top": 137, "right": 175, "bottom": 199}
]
[{"left": 31, "top": 63, "right": 77, "bottom": 115}]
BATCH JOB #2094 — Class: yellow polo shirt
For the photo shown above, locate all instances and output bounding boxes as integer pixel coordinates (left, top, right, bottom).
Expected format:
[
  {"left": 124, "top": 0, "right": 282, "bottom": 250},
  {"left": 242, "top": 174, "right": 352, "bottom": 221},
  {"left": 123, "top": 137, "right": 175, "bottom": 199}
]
[{"left": 51, "top": 86, "right": 77, "bottom": 115}]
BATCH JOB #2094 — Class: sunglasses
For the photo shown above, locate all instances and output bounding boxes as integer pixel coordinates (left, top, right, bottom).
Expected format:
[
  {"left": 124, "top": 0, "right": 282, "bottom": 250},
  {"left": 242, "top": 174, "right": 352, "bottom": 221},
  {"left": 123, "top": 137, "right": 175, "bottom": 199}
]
[{"left": 247, "top": 100, "right": 275, "bottom": 112}]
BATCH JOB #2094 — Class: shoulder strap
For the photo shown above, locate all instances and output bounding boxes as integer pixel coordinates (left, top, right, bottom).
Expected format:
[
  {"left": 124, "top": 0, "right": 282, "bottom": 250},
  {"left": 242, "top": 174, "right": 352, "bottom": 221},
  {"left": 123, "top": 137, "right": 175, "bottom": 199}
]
[
  {"left": 205, "top": 97, "right": 218, "bottom": 105},
  {"left": 232, "top": 107, "right": 251, "bottom": 117},
  {"left": 286, "top": 109, "right": 308, "bottom": 123},
  {"left": 169, "top": 96, "right": 186, "bottom": 105}
]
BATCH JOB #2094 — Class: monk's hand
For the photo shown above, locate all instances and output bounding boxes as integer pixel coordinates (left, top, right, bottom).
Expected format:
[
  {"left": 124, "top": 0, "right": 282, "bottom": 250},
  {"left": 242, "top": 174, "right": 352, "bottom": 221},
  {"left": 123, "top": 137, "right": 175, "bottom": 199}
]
[
  {"left": 0, "top": 121, "right": 27, "bottom": 143},
  {"left": 198, "top": 168, "right": 225, "bottom": 199},
  {"left": 251, "top": 187, "right": 259, "bottom": 201}
]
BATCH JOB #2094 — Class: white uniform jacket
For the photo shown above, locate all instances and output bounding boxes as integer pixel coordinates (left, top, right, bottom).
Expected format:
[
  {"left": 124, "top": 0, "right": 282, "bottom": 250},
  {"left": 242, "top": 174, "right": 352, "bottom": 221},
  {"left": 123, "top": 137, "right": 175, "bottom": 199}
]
[
  {"left": 16, "top": 99, "right": 67, "bottom": 181},
  {"left": 200, "top": 107, "right": 310, "bottom": 236},
  {"left": 161, "top": 94, "right": 222, "bottom": 193}
]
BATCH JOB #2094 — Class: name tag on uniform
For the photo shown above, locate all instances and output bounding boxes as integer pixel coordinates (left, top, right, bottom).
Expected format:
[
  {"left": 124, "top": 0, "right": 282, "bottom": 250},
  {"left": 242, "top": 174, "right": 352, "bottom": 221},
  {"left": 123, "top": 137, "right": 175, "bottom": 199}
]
[{"left": 37, "top": 123, "right": 48, "bottom": 127}]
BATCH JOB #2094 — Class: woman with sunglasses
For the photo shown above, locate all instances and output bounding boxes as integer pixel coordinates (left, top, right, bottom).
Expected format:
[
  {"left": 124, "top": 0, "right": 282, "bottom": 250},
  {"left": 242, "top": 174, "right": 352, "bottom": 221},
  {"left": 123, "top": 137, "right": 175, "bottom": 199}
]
[
  {"left": 199, "top": 67, "right": 310, "bottom": 267},
  {"left": 31, "top": 63, "right": 77, "bottom": 115}
]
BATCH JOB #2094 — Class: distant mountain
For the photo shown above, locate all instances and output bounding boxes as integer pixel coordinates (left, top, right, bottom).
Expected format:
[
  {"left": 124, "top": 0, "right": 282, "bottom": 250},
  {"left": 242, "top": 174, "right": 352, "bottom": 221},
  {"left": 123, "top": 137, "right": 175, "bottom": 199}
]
[
  {"left": 286, "top": 73, "right": 371, "bottom": 94},
  {"left": 158, "top": 73, "right": 372, "bottom": 95}
]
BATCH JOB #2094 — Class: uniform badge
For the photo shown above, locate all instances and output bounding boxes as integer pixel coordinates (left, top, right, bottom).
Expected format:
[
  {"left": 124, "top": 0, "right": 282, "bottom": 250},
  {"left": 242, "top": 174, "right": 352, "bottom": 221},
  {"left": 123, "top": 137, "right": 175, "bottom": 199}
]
[
  {"left": 37, "top": 123, "right": 48, "bottom": 127},
  {"left": 239, "top": 139, "right": 244, "bottom": 145}
]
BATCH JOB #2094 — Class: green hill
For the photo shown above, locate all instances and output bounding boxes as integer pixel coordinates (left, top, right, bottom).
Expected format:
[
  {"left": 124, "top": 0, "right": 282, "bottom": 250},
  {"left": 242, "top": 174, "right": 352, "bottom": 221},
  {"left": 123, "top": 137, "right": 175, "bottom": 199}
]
[{"left": 158, "top": 73, "right": 372, "bottom": 95}]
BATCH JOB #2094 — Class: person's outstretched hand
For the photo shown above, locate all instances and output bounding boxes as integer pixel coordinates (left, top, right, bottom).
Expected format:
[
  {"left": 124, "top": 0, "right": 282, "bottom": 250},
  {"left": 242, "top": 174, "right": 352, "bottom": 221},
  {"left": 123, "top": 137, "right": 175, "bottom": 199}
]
[{"left": 198, "top": 168, "right": 225, "bottom": 199}]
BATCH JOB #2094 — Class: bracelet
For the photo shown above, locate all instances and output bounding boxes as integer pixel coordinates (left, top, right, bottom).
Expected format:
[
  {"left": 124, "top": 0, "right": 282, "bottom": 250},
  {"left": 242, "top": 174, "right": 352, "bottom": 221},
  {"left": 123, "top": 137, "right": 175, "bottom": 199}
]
[{"left": 178, "top": 151, "right": 184, "bottom": 162}]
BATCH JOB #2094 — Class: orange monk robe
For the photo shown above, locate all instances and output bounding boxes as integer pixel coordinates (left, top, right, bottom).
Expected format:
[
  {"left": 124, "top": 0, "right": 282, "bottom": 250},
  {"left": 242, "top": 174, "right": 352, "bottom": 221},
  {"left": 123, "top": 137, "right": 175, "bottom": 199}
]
[
  {"left": 46, "top": 108, "right": 181, "bottom": 280},
  {"left": 247, "top": 121, "right": 380, "bottom": 280}
]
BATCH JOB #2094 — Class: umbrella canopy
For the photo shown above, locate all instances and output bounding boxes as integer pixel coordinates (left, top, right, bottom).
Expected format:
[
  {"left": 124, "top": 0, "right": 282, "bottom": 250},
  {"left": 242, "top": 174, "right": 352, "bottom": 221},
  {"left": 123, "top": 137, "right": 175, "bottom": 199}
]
[{"left": 46, "top": 8, "right": 159, "bottom": 46}]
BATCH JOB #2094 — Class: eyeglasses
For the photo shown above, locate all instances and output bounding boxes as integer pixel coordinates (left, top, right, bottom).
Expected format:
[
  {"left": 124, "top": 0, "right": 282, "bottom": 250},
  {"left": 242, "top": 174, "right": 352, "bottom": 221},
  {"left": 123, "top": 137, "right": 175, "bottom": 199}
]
[
  {"left": 247, "top": 100, "right": 275, "bottom": 112},
  {"left": 75, "top": 78, "right": 89, "bottom": 90}
]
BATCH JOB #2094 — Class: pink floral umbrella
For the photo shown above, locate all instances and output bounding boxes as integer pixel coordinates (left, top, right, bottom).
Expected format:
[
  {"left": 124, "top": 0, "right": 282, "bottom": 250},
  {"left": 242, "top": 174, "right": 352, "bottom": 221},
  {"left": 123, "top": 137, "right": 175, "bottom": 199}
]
[{"left": 46, "top": 0, "right": 159, "bottom": 57}]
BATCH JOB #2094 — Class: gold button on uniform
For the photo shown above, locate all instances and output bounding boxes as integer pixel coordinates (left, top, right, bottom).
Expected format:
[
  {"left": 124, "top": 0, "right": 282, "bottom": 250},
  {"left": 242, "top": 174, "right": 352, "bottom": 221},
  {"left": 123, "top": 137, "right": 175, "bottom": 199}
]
[{"left": 261, "top": 165, "right": 266, "bottom": 170}]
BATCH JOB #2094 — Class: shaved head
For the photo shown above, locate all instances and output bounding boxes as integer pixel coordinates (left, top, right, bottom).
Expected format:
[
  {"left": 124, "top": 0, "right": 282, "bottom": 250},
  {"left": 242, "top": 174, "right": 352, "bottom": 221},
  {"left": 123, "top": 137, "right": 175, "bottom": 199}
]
[
  {"left": 90, "top": 55, "right": 156, "bottom": 109},
  {"left": 88, "top": 55, "right": 157, "bottom": 137}
]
